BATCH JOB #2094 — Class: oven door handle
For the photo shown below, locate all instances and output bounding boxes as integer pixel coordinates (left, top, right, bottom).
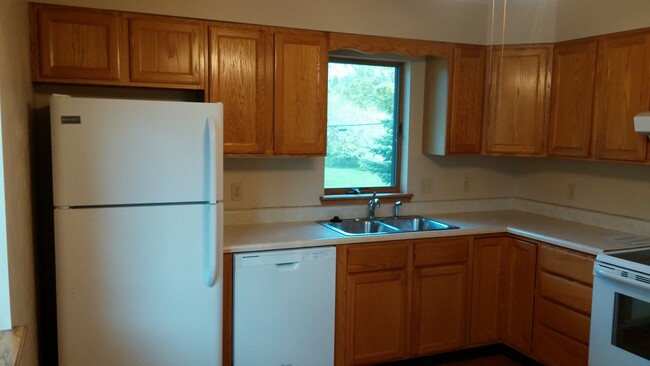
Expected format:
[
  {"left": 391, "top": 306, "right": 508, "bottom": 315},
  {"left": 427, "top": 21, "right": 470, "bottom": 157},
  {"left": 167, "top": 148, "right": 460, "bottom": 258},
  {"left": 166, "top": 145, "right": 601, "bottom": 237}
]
[{"left": 595, "top": 265, "right": 650, "bottom": 291}]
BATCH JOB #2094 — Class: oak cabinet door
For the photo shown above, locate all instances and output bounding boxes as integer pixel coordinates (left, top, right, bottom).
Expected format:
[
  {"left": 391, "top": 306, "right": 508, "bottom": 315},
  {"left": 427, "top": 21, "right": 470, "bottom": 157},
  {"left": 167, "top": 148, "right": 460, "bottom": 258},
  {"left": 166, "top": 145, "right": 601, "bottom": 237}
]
[
  {"left": 548, "top": 40, "right": 597, "bottom": 158},
  {"left": 345, "top": 270, "right": 409, "bottom": 365},
  {"left": 470, "top": 237, "right": 504, "bottom": 344},
  {"left": 412, "top": 264, "right": 467, "bottom": 355},
  {"left": 593, "top": 32, "right": 650, "bottom": 162},
  {"left": 129, "top": 16, "right": 204, "bottom": 86},
  {"left": 411, "top": 237, "right": 469, "bottom": 355},
  {"left": 448, "top": 45, "right": 486, "bottom": 154},
  {"left": 208, "top": 25, "right": 273, "bottom": 154},
  {"left": 273, "top": 31, "right": 328, "bottom": 155},
  {"left": 31, "top": 4, "right": 125, "bottom": 82},
  {"left": 485, "top": 46, "right": 551, "bottom": 155},
  {"left": 501, "top": 238, "right": 537, "bottom": 354},
  {"left": 471, "top": 236, "right": 537, "bottom": 354}
]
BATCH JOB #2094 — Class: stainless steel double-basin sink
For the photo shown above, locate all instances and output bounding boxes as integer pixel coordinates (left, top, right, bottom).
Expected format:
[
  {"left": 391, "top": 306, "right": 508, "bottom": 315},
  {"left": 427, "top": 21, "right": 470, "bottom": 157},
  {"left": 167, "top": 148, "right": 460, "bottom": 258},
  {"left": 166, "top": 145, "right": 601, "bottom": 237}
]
[{"left": 318, "top": 216, "right": 459, "bottom": 236}]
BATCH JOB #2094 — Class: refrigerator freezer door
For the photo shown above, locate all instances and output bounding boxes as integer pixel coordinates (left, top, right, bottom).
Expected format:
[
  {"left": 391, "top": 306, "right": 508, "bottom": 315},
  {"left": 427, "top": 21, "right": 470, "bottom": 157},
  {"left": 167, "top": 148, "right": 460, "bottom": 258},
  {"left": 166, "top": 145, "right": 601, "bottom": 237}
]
[
  {"left": 50, "top": 95, "right": 224, "bottom": 207},
  {"left": 54, "top": 204, "right": 222, "bottom": 366}
]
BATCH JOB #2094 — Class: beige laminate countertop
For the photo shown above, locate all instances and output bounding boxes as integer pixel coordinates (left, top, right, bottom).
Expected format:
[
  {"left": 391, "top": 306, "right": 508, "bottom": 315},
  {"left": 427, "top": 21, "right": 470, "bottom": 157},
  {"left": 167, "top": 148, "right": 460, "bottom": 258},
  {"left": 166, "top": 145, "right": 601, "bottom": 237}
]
[{"left": 224, "top": 210, "right": 650, "bottom": 255}]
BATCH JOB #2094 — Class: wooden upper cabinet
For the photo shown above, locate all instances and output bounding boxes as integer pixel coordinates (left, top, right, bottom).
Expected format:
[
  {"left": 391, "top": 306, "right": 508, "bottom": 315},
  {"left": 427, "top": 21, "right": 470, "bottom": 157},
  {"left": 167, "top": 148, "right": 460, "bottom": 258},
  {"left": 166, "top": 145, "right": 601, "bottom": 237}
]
[
  {"left": 30, "top": 4, "right": 204, "bottom": 89},
  {"left": 593, "top": 32, "right": 650, "bottom": 162},
  {"left": 273, "top": 31, "right": 328, "bottom": 155},
  {"left": 448, "top": 45, "right": 486, "bottom": 154},
  {"left": 422, "top": 45, "right": 485, "bottom": 156},
  {"left": 485, "top": 45, "right": 551, "bottom": 155},
  {"left": 30, "top": 4, "right": 126, "bottom": 82},
  {"left": 208, "top": 25, "right": 273, "bottom": 154},
  {"left": 129, "top": 16, "right": 205, "bottom": 86},
  {"left": 548, "top": 40, "right": 597, "bottom": 158}
]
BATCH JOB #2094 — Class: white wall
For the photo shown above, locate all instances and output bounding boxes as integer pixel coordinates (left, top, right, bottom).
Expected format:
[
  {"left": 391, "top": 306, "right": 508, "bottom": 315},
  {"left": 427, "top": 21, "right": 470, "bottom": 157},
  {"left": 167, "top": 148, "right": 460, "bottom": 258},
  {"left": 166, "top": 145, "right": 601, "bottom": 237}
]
[
  {"left": 555, "top": 0, "right": 650, "bottom": 41},
  {"left": 515, "top": 158, "right": 650, "bottom": 221},
  {"left": 483, "top": 0, "right": 650, "bottom": 45},
  {"left": 0, "top": 0, "right": 37, "bottom": 364},
  {"left": 487, "top": 0, "right": 558, "bottom": 44},
  {"left": 34, "top": 0, "right": 490, "bottom": 44}
]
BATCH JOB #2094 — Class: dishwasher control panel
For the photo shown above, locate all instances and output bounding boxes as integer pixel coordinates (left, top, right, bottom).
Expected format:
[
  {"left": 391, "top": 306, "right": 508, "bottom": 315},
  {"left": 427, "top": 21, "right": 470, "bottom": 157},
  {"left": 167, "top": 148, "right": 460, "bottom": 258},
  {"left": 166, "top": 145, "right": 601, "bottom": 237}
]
[{"left": 235, "top": 247, "right": 335, "bottom": 267}]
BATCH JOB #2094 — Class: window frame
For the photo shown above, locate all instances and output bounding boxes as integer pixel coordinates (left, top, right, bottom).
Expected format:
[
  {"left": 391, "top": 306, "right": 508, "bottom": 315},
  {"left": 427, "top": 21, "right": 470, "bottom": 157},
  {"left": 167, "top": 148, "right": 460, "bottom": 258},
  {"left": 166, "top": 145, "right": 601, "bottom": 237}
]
[{"left": 324, "top": 56, "right": 404, "bottom": 196}]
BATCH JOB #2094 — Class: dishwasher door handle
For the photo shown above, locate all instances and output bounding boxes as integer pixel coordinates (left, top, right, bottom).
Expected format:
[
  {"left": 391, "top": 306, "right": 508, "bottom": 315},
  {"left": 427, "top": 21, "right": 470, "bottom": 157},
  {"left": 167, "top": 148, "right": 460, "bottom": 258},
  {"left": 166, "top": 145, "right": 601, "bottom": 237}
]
[{"left": 275, "top": 262, "right": 300, "bottom": 271}]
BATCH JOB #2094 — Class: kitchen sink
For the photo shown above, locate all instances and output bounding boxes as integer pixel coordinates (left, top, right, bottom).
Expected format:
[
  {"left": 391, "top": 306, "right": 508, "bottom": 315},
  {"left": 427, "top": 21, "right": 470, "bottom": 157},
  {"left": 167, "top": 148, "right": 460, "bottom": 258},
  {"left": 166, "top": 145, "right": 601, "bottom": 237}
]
[
  {"left": 379, "top": 216, "right": 459, "bottom": 231},
  {"left": 318, "top": 216, "right": 459, "bottom": 236},
  {"left": 319, "top": 218, "right": 401, "bottom": 236}
]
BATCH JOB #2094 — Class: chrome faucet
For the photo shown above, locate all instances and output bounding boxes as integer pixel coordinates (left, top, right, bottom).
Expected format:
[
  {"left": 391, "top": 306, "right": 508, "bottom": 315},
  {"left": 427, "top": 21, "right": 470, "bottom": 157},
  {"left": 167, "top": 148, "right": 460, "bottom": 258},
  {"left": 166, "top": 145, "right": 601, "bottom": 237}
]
[
  {"left": 368, "top": 192, "right": 380, "bottom": 219},
  {"left": 393, "top": 201, "right": 402, "bottom": 218}
]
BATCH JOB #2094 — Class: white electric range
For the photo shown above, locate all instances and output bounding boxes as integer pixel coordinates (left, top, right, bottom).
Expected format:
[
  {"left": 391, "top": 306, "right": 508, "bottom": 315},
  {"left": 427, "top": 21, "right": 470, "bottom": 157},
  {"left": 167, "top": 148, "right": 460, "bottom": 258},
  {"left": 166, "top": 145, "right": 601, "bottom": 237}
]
[{"left": 590, "top": 247, "right": 650, "bottom": 366}]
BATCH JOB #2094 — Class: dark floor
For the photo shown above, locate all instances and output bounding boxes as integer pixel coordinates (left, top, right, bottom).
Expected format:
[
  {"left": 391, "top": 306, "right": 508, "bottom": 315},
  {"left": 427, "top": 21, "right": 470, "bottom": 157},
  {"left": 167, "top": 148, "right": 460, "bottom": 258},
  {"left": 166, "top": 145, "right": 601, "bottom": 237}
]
[{"left": 381, "top": 345, "right": 541, "bottom": 366}]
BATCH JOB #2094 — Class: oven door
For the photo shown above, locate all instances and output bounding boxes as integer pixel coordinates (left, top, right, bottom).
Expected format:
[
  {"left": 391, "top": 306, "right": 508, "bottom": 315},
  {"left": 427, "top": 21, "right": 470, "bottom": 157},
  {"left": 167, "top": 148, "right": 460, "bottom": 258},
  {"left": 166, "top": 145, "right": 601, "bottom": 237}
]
[{"left": 589, "top": 262, "right": 650, "bottom": 366}]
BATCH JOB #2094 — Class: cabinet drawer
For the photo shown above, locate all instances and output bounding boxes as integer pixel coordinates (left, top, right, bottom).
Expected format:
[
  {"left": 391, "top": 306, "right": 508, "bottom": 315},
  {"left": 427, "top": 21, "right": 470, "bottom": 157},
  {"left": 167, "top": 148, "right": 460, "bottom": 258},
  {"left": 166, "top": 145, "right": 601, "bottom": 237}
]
[
  {"left": 413, "top": 237, "right": 469, "bottom": 267},
  {"left": 537, "top": 297, "right": 590, "bottom": 344},
  {"left": 347, "top": 242, "right": 409, "bottom": 273},
  {"left": 539, "top": 272, "right": 592, "bottom": 314},
  {"left": 539, "top": 245, "right": 595, "bottom": 285},
  {"left": 534, "top": 325, "right": 588, "bottom": 366}
]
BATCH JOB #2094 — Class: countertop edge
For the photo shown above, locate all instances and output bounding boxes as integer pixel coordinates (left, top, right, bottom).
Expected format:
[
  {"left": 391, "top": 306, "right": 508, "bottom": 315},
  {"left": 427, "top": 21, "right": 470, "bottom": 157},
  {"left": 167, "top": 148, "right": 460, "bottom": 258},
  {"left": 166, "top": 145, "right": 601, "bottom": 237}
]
[
  {"left": 0, "top": 326, "right": 27, "bottom": 366},
  {"left": 224, "top": 210, "right": 647, "bottom": 255}
]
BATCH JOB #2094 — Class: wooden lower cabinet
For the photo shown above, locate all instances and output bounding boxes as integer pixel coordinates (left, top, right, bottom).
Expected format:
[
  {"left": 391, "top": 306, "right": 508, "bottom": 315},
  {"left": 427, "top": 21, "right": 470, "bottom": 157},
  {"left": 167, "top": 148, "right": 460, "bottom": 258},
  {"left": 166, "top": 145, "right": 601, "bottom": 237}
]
[
  {"left": 336, "top": 237, "right": 471, "bottom": 365},
  {"left": 470, "top": 237, "right": 537, "bottom": 354},
  {"left": 222, "top": 236, "right": 594, "bottom": 366},
  {"left": 469, "top": 237, "right": 503, "bottom": 344},
  {"left": 346, "top": 270, "right": 410, "bottom": 364},
  {"left": 223, "top": 253, "right": 233, "bottom": 366},
  {"left": 336, "top": 241, "right": 411, "bottom": 365},
  {"left": 532, "top": 244, "right": 595, "bottom": 366},
  {"left": 412, "top": 236, "right": 470, "bottom": 355},
  {"left": 501, "top": 239, "right": 537, "bottom": 354}
]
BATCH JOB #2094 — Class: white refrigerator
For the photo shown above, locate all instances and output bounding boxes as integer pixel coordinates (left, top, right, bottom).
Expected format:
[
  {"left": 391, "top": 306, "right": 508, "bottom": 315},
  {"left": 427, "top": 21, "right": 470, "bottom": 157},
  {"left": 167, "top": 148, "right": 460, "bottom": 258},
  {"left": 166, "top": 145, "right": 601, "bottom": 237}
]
[{"left": 50, "top": 95, "right": 224, "bottom": 366}]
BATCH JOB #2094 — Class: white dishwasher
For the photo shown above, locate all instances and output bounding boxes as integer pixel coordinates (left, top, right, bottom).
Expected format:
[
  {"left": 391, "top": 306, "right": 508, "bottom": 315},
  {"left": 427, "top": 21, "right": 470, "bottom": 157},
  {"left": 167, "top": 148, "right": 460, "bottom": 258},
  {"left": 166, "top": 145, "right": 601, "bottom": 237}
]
[{"left": 233, "top": 246, "right": 336, "bottom": 366}]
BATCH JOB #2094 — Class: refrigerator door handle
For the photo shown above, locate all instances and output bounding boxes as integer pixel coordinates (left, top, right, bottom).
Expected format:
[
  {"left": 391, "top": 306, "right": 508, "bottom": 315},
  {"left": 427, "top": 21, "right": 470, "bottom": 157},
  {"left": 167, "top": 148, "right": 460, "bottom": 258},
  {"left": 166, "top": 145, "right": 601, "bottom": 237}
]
[
  {"left": 206, "top": 116, "right": 223, "bottom": 204},
  {"left": 206, "top": 204, "right": 218, "bottom": 287},
  {"left": 207, "top": 118, "right": 217, "bottom": 204}
]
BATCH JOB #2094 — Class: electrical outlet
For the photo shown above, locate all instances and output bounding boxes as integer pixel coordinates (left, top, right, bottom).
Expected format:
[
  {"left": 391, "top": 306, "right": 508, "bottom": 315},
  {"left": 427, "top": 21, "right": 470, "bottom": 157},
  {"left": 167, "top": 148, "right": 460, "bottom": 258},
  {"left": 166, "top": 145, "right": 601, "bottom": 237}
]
[
  {"left": 463, "top": 177, "right": 472, "bottom": 193},
  {"left": 231, "top": 182, "right": 243, "bottom": 201},
  {"left": 420, "top": 178, "right": 433, "bottom": 194},
  {"left": 567, "top": 183, "right": 576, "bottom": 200}
]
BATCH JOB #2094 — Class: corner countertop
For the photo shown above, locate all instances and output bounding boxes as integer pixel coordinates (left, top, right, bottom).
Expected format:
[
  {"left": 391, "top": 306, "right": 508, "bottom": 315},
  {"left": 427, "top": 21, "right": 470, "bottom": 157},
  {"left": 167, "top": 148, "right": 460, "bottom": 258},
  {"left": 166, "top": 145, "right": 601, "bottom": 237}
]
[
  {"left": 224, "top": 210, "right": 650, "bottom": 255},
  {"left": 0, "top": 326, "right": 26, "bottom": 366}
]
